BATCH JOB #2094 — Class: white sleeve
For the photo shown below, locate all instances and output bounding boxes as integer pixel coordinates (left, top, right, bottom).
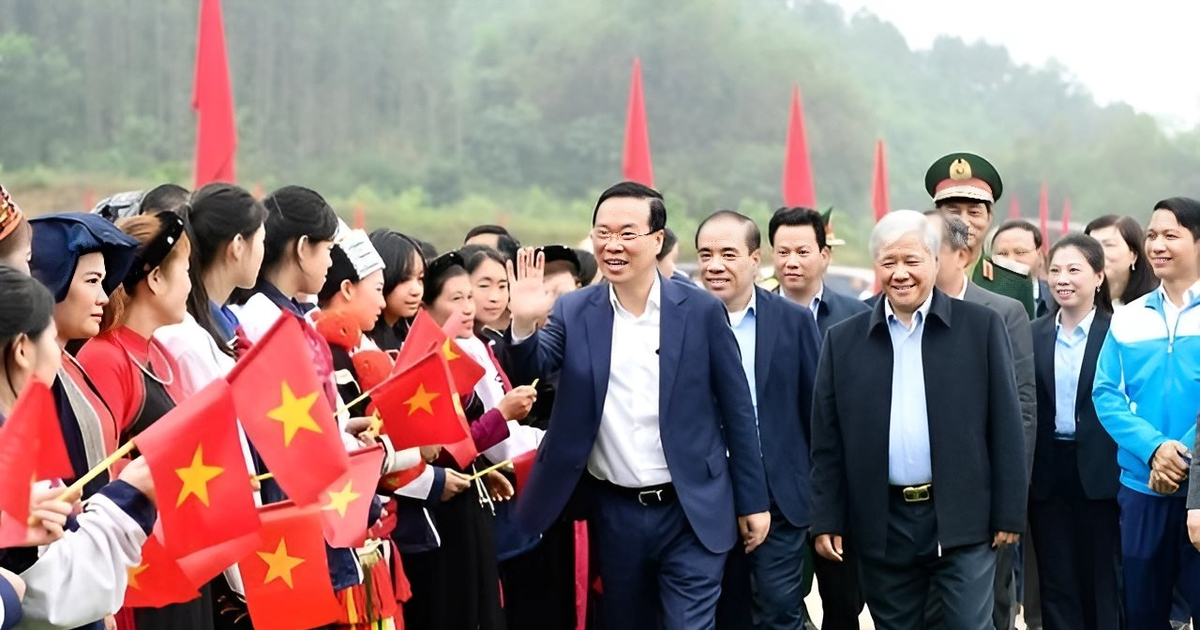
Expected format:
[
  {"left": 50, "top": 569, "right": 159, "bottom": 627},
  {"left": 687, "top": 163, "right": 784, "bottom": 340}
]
[
  {"left": 17, "top": 494, "right": 148, "bottom": 629},
  {"left": 481, "top": 422, "right": 544, "bottom": 463},
  {"left": 393, "top": 464, "right": 436, "bottom": 500}
]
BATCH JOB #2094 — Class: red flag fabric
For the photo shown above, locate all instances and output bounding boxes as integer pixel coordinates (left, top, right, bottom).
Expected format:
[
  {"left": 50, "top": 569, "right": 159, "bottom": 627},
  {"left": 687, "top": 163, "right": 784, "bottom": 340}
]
[
  {"left": 512, "top": 449, "right": 537, "bottom": 493},
  {"left": 372, "top": 353, "right": 470, "bottom": 452},
  {"left": 621, "top": 58, "right": 654, "bottom": 187},
  {"left": 0, "top": 388, "right": 39, "bottom": 545},
  {"left": 192, "top": 0, "right": 237, "bottom": 187},
  {"left": 175, "top": 530, "right": 261, "bottom": 586},
  {"left": 871, "top": 138, "right": 889, "bottom": 222},
  {"left": 379, "top": 459, "right": 427, "bottom": 493},
  {"left": 319, "top": 446, "right": 384, "bottom": 548},
  {"left": 394, "top": 310, "right": 485, "bottom": 397},
  {"left": 123, "top": 527, "right": 202, "bottom": 609},
  {"left": 133, "top": 379, "right": 260, "bottom": 558},
  {"left": 1062, "top": 197, "right": 1072, "bottom": 237},
  {"left": 442, "top": 434, "right": 480, "bottom": 471},
  {"left": 239, "top": 503, "right": 342, "bottom": 630},
  {"left": 227, "top": 313, "right": 350, "bottom": 505},
  {"left": 782, "top": 86, "right": 816, "bottom": 208},
  {"left": 1038, "top": 183, "right": 1050, "bottom": 253},
  {"left": 1008, "top": 195, "right": 1021, "bottom": 220}
]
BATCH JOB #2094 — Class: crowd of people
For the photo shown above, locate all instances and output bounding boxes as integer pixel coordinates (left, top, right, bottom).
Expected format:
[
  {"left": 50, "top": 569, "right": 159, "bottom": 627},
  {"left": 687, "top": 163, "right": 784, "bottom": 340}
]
[{"left": 0, "top": 149, "right": 1196, "bottom": 630}]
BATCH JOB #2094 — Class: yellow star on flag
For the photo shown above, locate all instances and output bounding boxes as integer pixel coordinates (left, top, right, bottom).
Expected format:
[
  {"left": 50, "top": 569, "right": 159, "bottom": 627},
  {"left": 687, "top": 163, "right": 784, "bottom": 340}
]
[
  {"left": 442, "top": 338, "right": 460, "bottom": 360},
  {"left": 258, "top": 538, "right": 306, "bottom": 588},
  {"left": 321, "top": 480, "right": 361, "bottom": 518},
  {"left": 127, "top": 562, "right": 149, "bottom": 590},
  {"left": 267, "top": 381, "right": 323, "bottom": 446},
  {"left": 404, "top": 383, "right": 440, "bottom": 417},
  {"left": 175, "top": 444, "right": 225, "bottom": 507}
]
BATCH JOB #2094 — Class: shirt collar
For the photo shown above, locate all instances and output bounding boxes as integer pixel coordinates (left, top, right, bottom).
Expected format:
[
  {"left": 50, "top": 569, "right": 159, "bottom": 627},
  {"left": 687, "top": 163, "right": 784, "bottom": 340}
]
[
  {"left": 727, "top": 289, "right": 758, "bottom": 327},
  {"left": 952, "top": 274, "right": 970, "bottom": 301},
  {"left": 884, "top": 291, "right": 934, "bottom": 331},
  {"left": 809, "top": 283, "right": 825, "bottom": 313},
  {"left": 1158, "top": 280, "right": 1200, "bottom": 307},
  {"left": 609, "top": 273, "right": 662, "bottom": 318},
  {"left": 1055, "top": 307, "right": 1096, "bottom": 338}
]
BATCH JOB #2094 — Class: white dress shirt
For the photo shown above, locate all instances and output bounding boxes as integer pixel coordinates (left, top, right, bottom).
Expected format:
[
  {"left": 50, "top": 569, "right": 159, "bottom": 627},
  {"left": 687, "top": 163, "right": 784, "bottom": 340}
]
[{"left": 588, "top": 275, "right": 671, "bottom": 487}]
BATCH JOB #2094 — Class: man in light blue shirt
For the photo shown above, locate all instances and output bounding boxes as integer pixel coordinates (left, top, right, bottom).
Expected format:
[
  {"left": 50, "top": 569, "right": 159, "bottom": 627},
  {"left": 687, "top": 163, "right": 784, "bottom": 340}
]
[{"left": 884, "top": 294, "right": 934, "bottom": 485}]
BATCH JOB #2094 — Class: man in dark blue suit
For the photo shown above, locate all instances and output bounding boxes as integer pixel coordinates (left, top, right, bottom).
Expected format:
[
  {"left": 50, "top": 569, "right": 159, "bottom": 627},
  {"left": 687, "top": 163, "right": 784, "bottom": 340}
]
[
  {"left": 503, "top": 182, "right": 771, "bottom": 630},
  {"left": 695, "top": 211, "right": 820, "bottom": 629},
  {"left": 768, "top": 206, "right": 868, "bottom": 629}
]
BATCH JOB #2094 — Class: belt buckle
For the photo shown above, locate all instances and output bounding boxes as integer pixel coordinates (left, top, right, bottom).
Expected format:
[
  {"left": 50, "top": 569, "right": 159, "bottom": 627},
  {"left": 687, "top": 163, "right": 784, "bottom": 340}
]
[
  {"left": 637, "top": 489, "right": 663, "bottom": 506},
  {"left": 902, "top": 484, "right": 931, "bottom": 503}
]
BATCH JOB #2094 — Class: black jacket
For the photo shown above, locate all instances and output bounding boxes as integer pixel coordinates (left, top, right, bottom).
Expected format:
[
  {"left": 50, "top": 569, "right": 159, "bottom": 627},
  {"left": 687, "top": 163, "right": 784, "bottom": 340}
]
[
  {"left": 814, "top": 287, "right": 871, "bottom": 337},
  {"left": 810, "top": 289, "right": 1028, "bottom": 559},
  {"left": 1029, "top": 312, "right": 1119, "bottom": 501}
]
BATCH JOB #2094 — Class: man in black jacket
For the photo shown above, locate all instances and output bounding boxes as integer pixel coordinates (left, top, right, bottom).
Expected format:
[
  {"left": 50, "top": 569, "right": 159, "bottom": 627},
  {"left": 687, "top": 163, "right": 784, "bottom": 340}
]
[{"left": 812, "top": 210, "right": 1027, "bottom": 630}]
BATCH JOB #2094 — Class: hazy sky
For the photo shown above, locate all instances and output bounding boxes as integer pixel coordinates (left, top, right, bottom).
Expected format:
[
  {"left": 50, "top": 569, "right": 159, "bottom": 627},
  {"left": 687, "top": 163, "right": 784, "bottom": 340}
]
[{"left": 831, "top": 0, "right": 1199, "bottom": 131}]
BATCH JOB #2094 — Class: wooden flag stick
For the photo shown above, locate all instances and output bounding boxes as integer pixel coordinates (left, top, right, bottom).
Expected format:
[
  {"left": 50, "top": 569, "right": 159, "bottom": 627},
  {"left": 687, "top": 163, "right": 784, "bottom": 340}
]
[
  {"left": 530, "top": 378, "right": 539, "bottom": 388},
  {"left": 250, "top": 472, "right": 275, "bottom": 483},
  {"left": 56, "top": 440, "right": 136, "bottom": 502},
  {"left": 464, "top": 459, "right": 513, "bottom": 482}
]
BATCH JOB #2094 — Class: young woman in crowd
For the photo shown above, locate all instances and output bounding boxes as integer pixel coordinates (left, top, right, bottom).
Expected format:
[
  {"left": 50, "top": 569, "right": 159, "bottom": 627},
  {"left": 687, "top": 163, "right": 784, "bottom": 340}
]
[
  {"left": 28, "top": 213, "right": 139, "bottom": 498},
  {"left": 368, "top": 229, "right": 425, "bottom": 350},
  {"left": 72, "top": 212, "right": 211, "bottom": 629},
  {"left": 400, "top": 251, "right": 536, "bottom": 630},
  {"left": 1084, "top": 214, "right": 1159, "bottom": 307},
  {"left": 0, "top": 266, "right": 158, "bottom": 630},
  {"left": 1093, "top": 198, "right": 1200, "bottom": 628},
  {"left": 1028, "top": 234, "right": 1120, "bottom": 629}
]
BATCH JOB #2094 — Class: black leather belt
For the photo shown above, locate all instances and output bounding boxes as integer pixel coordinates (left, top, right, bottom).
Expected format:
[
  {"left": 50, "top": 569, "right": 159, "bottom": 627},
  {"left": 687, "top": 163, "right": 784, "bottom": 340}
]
[
  {"left": 889, "top": 483, "right": 933, "bottom": 503},
  {"left": 595, "top": 479, "right": 677, "bottom": 506}
]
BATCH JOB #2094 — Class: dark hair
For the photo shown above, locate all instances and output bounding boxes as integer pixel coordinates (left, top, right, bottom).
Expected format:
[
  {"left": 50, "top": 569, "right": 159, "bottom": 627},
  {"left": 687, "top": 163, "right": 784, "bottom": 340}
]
[
  {"left": 696, "top": 210, "right": 761, "bottom": 253},
  {"left": 460, "top": 245, "right": 506, "bottom": 275},
  {"left": 574, "top": 249, "right": 597, "bottom": 285},
  {"left": 1047, "top": 233, "right": 1113, "bottom": 315},
  {"left": 464, "top": 224, "right": 512, "bottom": 243},
  {"left": 1153, "top": 197, "right": 1200, "bottom": 240},
  {"left": 370, "top": 229, "right": 423, "bottom": 297},
  {"left": 593, "top": 181, "right": 667, "bottom": 233},
  {"left": 494, "top": 234, "right": 520, "bottom": 264},
  {"left": 928, "top": 210, "right": 970, "bottom": 252},
  {"left": 1084, "top": 214, "right": 1158, "bottom": 304},
  {"left": 768, "top": 207, "right": 826, "bottom": 249},
  {"left": 991, "top": 219, "right": 1043, "bottom": 251},
  {"left": 416, "top": 239, "right": 438, "bottom": 260},
  {"left": 235, "top": 186, "right": 338, "bottom": 303},
  {"left": 181, "top": 183, "right": 267, "bottom": 355},
  {"left": 657, "top": 228, "right": 678, "bottom": 262},
  {"left": 422, "top": 253, "right": 467, "bottom": 305},
  {"left": 317, "top": 244, "right": 356, "bottom": 305},
  {"left": 0, "top": 266, "right": 54, "bottom": 393},
  {"left": 139, "top": 184, "right": 191, "bottom": 216}
]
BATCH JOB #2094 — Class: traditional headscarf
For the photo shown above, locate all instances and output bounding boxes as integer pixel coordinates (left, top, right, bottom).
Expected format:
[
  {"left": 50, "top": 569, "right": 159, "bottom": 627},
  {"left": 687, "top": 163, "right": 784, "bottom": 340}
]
[
  {"left": 0, "top": 184, "right": 24, "bottom": 242},
  {"left": 29, "top": 213, "right": 139, "bottom": 302}
]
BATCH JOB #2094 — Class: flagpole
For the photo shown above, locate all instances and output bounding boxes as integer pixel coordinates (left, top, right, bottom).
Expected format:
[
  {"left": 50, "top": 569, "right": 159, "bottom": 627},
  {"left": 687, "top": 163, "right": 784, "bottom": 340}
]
[
  {"left": 464, "top": 459, "right": 513, "bottom": 482},
  {"left": 56, "top": 440, "right": 136, "bottom": 501}
]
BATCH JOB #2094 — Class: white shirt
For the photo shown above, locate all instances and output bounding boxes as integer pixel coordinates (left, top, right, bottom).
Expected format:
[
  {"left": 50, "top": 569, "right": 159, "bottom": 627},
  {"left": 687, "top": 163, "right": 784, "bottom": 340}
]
[
  {"left": 808, "top": 283, "right": 825, "bottom": 321},
  {"left": 952, "top": 274, "right": 970, "bottom": 301},
  {"left": 1160, "top": 280, "right": 1200, "bottom": 334},
  {"left": 588, "top": 275, "right": 670, "bottom": 487}
]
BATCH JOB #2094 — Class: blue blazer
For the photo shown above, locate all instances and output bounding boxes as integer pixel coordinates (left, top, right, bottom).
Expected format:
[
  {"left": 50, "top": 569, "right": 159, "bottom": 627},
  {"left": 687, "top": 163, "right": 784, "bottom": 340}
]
[
  {"left": 504, "top": 276, "right": 769, "bottom": 553},
  {"left": 815, "top": 287, "right": 871, "bottom": 337},
  {"left": 752, "top": 287, "right": 821, "bottom": 527}
]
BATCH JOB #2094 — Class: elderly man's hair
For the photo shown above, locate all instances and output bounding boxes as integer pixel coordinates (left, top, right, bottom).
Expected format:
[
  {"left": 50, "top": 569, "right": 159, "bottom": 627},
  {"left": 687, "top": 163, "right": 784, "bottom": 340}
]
[
  {"left": 923, "top": 209, "right": 970, "bottom": 253},
  {"left": 870, "top": 210, "right": 941, "bottom": 259}
]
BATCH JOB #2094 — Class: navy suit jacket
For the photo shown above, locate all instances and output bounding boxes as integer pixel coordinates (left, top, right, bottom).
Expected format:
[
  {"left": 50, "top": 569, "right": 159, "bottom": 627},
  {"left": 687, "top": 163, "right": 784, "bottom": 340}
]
[
  {"left": 1030, "top": 312, "right": 1119, "bottom": 501},
  {"left": 504, "top": 276, "right": 769, "bottom": 553},
  {"left": 815, "top": 287, "right": 871, "bottom": 337},
  {"left": 751, "top": 287, "right": 821, "bottom": 527}
]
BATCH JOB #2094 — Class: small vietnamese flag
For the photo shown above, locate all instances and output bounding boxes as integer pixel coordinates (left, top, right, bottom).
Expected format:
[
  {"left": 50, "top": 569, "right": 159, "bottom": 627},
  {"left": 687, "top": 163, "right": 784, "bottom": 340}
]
[
  {"left": 20, "top": 381, "right": 73, "bottom": 481},
  {"left": 133, "top": 379, "right": 260, "bottom": 558},
  {"left": 394, "top": 311, "right": 486, "bottom": 397},
  {"left": 123, "top": 526, "right": 202, "bottom": 608},
  {"left": 512, "top": 449, "right": 537, "bottom": 493},
  {"left": 239, "top": 502, "right": 342, "bottom": 630},
  {"left": 372, "top": 352, "right": 471, "bottom": 452},
  {"left": 227, "top": 313, "right": 350, "bottom": 505},
  {"left": 319, "top": 446, "right": 384, "bottom": 548},
  {"left": 0, "top": 381, "right": 71, "bottom": 544}
]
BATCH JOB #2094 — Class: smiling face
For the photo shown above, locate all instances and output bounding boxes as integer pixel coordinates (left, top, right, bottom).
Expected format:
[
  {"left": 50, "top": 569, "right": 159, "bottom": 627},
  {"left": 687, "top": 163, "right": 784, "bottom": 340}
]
[
  {"left": 342, "top": 269, "right": 386, "bottom": 332},
  {"left": 470, "top": 258, "right": 509, "bottom": 328},
  {"left": 697, "top": 217, "right": 760, "bottom": 310},
  {"left": 1047, "top": 245, "right": 1102, "bottom": 312},
  {"left": 426, "top": 272, "right": 476, "bottom": 339},
  {"left": 591, "top": 197, "right": 663, "bottom": 286},
  {"left": 1145, "top": 209, "right": 1200, "bottom": 284},
  {"left": 771, "top": 224, "right": 828, "bottom": 298},
  {"left": 875, "top": 233, "right": 937, "bottom": 317},
  {"left": 55, "top": 252, "right": 109, "bottom": 343}
]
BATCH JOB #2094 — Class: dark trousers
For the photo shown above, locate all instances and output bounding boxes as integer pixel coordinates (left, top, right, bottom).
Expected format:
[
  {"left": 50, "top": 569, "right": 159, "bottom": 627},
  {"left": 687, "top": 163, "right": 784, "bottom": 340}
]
[
  {"left": 716, "top": 504, "right": 808, "bottom": 629},
  {"left": 1029, "top": 441, "right": 1121, "bottom": 630},
  {"left": 992, "top": 545, "right": 1017, "bottom": 630},
  {"left": 860, "top": 493, "right": 997, "bottom": 630},
  {"left": 812, "top": 537, "right": 864, "bottom": 629},
  {"left": 1117, "top": 487, "right": 1200, "bottom": 630},
  {"left": 591, "top": 484, "right": 727, "bottom": 630}
]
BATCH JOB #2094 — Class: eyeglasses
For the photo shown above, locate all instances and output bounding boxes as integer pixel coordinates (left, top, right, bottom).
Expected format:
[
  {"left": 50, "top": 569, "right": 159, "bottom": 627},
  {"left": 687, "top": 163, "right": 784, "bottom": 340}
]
[{"left": 591, "top": 228, "right": 657, "bottom": 243}]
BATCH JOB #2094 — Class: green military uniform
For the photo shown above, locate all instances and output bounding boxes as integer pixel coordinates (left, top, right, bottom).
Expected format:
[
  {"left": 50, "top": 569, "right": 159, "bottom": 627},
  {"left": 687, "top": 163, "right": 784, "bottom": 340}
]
[{"left": 926, "top": 152, "right": 1036, "bottom": 318}]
